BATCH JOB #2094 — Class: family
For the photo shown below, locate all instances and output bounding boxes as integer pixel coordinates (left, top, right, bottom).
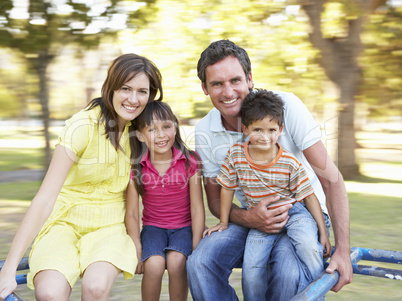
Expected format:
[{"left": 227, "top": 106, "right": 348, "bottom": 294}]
[{"left": 0, "top": 40, "right": 352, "bottom": 301}]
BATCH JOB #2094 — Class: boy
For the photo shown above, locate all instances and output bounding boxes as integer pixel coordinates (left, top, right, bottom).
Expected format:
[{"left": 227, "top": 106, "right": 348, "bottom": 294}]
[{"left": 204, "top": 89, "right": 332, "bottom": 300}]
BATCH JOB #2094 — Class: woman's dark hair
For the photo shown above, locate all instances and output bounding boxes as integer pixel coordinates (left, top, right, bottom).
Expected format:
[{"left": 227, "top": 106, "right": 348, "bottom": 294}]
[
  {"left": 87, "top": 53, "right": 163, "bottom": 149},
  {"left": 241, "top": 89, "right": 284, "bottom": 128},
  {"left": 130, "top": 101, "right": 200, "bottom": 196}
]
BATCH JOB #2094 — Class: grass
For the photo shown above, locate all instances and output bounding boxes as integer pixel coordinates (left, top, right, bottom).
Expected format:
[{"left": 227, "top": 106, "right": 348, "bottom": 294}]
[
  {"left": 1, "top": 126, "right": 401, "bottom": 300},
  {"left": 0, "top": 149, "right": 44, "bottom": 171},
  {"left": 0, "top": 181, "right": 41, "bottom": 201}
]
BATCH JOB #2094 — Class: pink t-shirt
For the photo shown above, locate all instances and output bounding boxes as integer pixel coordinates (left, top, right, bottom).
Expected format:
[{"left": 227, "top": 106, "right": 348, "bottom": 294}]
[{"left": 131, "top": 147, "right": 199, "bottom": 229}]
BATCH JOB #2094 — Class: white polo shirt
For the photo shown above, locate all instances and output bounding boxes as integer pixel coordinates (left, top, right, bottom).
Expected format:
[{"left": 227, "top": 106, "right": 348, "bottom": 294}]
[{"left": 195, "top": 91, "right": 328, "bottom": 214}]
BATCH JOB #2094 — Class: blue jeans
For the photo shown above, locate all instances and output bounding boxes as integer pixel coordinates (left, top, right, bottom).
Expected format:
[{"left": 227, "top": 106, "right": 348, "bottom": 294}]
[
  {"left": 242, "top": 202, "right": 324, "bottom": 300},
  {"left": 186, "top": 213, "right": 331, "bottom": 301}
]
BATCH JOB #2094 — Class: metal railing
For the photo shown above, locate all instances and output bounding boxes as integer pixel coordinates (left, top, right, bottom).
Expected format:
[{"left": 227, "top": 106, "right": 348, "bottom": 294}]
[
  {"left": 292, "top": 247, "right": 402, "bottom": 300},
  {"left": 2, "top": 247, "right": 402, "bottom": 301}
]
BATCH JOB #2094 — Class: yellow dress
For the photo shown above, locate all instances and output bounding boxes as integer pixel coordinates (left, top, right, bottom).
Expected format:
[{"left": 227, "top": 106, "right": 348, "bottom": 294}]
[{"left": 27, "top": 106, "right": 136, "bottom": 289}]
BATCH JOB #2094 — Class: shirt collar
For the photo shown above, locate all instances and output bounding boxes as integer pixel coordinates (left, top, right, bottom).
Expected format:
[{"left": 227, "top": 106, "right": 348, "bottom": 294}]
[
  {"left": 140, "top": 146, "right": 187, "bottom": 167},
  {"left": 209, "top": 108, "right": 227, "bottom": 133}
]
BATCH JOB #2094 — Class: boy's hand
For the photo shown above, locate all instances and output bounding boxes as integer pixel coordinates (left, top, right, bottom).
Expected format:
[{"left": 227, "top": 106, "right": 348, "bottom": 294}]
[
  {"left": 320, "top": 234, "right": 333, "bottom": 258},
  {"left": 203, "top": 222, "right": 228, "bottom": 237}
]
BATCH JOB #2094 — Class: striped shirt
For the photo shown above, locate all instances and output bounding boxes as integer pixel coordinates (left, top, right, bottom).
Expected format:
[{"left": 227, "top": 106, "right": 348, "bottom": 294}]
[{"left": 217, "top": 142, "right": 314, "bottom": 209}]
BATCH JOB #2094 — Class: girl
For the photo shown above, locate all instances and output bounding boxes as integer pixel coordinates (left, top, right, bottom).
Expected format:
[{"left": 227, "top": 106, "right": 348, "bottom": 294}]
[
  {"left": 125, "top": 101, "right": 205, "bottom": 301},
  {"left": 0, "top": 53, "right": 163, "bottom": 301}
]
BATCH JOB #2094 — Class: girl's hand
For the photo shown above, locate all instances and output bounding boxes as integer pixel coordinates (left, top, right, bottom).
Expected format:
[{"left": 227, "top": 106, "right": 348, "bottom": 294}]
[
  {"left": 202, "top": 222, "right": 228, "bottom": 238},
  {"left": 135, "top": 261, "right": 144, "bottom": 275},
  {"left": 320, "top": 234, "right": 333, "bottom": 258},
  {"left": 0, "top": 271, "right": 17, "bottom": 301},
  {"left": 134, "top": 247, "right": 143, "bottom": 274}
]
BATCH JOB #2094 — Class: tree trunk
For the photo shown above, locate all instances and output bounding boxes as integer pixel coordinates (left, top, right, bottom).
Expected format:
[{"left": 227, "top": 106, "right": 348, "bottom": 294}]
[
  {"left": 338, "top": 71, "right": 360, "bottom": 178},
  {"left": 300, "top": 0, "right": 361, "bottom": 179},
  {"left": 31, "top": 50, "right": 53, "bottom": 168}
]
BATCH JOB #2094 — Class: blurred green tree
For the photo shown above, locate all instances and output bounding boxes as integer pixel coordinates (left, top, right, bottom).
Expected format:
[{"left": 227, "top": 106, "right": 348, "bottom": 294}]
[
  {"left": 361, "top": 3, "right": 402, "bottom": 118},
  {"left": 299, "top": 0, "right": 388, "bottom": 178},
  {"left": 0, "top": 0, "right": 157, "bottom": 167}
]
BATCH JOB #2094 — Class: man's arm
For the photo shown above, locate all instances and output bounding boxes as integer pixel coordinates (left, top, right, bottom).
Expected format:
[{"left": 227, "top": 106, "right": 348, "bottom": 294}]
[
  {"left": 303, "top": 141, "right": 353, "bottom": 292},
  {"left": 203, "top": 176, "right": 291, "bottom": 233}
]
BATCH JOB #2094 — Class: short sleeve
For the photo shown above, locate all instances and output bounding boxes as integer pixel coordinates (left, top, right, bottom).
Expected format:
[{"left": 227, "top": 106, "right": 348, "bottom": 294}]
[
  {"left": 289, "top": 160, "right": 314, "bottom": 202},
  {"left": 187, "top": 152, "right": 201, "bottom": 178},
  {"left": 216, "top": 152, "right": 239, "bottom": 190},
  {"left": 276, "top": 91, "right": 322, "bottom": 151},
  {"left": 56, "top": 110, "right": 93, "bottom": 156}
]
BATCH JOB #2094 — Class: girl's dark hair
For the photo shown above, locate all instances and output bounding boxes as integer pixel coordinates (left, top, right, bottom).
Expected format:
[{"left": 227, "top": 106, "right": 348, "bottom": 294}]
[
  {"left": 241, "top": 89, "right": 284, "bottom": 127},
  {"left": 130, "top": 101, "right": 200, "bottom": 196},
  {"left": 87, "top": 53, "right": 163, "bottom": 149}
]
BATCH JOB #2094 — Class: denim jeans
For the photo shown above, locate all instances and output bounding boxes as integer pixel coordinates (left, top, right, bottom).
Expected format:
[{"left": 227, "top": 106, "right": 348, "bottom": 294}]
[
  {"left": 186, "top": 211, "right": 331, "bottom": 301},
  {"left": 140, "top": 225, "right": 193, "bottom": 261},
  {"left": 242, "top": 202, "right": 324, "bottom": 300}
]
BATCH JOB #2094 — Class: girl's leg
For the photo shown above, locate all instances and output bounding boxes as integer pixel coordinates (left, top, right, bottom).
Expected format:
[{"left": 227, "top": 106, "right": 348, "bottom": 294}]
[
  {"left": 81, "top": 261, "right": 120, "bottom": 301},
  {"left": 34, "top": 270, "right": 71, "bottom": 301},
  {"left": 166, "top": 250, "right": 188, "bottom": 301},
  {"left": 142, "top": 255, "right": 166, "bottom": 301}
]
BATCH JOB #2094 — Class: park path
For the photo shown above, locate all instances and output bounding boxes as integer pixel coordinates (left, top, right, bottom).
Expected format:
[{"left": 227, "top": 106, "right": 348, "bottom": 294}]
[{"left": 0, "top": 169, "right": 45, "bottom": 183}]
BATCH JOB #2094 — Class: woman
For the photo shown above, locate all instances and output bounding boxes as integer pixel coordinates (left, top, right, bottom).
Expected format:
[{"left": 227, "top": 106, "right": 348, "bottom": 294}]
[{"left": 0, "top": 53, "right": 163, "bottom": 301}]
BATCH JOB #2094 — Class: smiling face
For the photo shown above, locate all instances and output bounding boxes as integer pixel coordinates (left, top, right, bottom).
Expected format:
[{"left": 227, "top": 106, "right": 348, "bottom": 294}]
[
  {"left": 112, "top": 72, "right": 150, "bottom": 131},
  {"left": 202, "top": 56, "right": 253, "bottom": 129},
  {"left": 136, "top": 118, "right": 177, "bottom": 161},
  {"left": 242, "top": 116, "right": 283, "bottom": 154}
]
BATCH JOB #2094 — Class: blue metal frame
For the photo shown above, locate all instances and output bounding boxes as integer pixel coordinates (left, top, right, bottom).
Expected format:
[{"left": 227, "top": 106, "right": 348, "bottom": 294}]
[
  {"left": 292, "top": 247, "right": 402, "bottom": 300},
  {"left": 2, "top": 247, "right": 402, "bottom": 301}
]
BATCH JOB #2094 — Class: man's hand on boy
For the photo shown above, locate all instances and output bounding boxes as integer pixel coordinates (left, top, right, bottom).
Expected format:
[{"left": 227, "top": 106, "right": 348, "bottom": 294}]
[{"left": 244, "top": 195, "right": 291, "bottom": 233}]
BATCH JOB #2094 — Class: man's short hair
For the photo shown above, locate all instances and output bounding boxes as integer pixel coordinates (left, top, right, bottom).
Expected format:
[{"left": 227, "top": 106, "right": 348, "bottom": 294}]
[{"left": 241, "top": 89, "right": 284, "bottom": 128}]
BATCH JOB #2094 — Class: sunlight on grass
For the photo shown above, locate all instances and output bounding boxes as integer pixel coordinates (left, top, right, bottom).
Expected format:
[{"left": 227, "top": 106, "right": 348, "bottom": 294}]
[{"left": 0, "top": 149, "right": 44, "bottom": 171}]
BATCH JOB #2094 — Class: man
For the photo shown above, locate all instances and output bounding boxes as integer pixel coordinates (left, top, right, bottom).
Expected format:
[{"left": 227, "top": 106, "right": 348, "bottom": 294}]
[{"left": 186, "top": 40, "right": 353, "bottom": 300}]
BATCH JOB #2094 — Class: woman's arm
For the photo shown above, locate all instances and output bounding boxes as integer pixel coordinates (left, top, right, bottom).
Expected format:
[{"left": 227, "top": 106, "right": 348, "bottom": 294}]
[
  {"left": 303, "top": 193, "right": 332, "bottom": 257},
  {"left": 0, "top": 145, "right": 75, "bottom": 300},
  {"left": 189, "top": 169, "right": 205, "bottom": 250},
  {"left": 125, "top": 179, "right": 143, "bottom": 274}
]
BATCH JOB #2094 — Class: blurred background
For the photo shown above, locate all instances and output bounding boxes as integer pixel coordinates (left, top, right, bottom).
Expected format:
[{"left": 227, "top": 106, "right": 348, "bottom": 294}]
[{"left": 0, "top": 0, "right": 401, "bottom": 300}]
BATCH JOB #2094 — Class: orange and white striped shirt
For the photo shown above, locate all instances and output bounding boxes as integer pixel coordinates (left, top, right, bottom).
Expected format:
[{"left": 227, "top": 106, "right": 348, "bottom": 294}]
[{"left": 217, "top": 142, "right": 314, "bottom": 209}]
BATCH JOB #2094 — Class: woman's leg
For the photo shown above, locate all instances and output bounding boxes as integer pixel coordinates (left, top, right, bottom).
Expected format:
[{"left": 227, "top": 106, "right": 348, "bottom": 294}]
[
  {"left": 142, "top": 255, "right": 166, "bottom": 301},
  {"left": 34, "top": 270, "right": 71, "bottom": 301},
  {"left": 166, "top": 250, "right": 188, "bottom": 301},
  {"left": 81, "top": 261, "right": 120, "bottom": 301}
]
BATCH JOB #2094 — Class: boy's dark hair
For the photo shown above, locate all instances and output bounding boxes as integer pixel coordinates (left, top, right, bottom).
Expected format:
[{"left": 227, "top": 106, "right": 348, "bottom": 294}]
[
  {"left": 241, "top": 89, "right": 284, "bottom": 128},
  {"left": 197, "top": 39, "right": 252, "bottom": 87}
]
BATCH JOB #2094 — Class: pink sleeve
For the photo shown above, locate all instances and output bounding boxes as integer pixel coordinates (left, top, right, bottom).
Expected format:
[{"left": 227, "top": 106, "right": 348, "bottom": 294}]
[{"left": 188, "top": 152, "right": 201, "bottom": 178}]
